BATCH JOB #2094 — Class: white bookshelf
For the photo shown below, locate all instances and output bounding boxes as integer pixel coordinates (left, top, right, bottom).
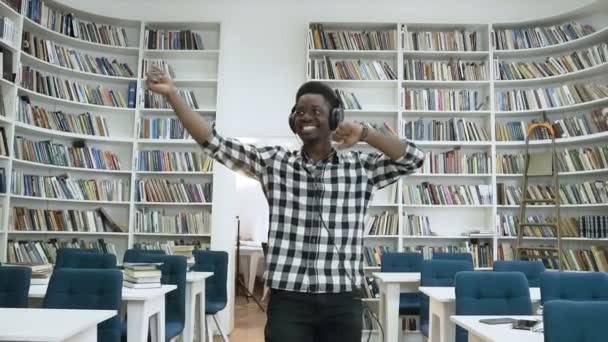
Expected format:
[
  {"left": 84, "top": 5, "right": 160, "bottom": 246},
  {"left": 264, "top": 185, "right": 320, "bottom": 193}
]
[
  {"left": 307, "top": 4, "right": 608, "bottom": 282},
  {"left": 0, "top": 0, "right": 222, "bottom": 263}
]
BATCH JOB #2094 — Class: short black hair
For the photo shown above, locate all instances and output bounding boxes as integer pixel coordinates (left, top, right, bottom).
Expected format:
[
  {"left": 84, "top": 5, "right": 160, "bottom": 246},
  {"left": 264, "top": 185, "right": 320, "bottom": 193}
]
[{"left": 295, "top": 81, "right": 339, "bottom": 110}]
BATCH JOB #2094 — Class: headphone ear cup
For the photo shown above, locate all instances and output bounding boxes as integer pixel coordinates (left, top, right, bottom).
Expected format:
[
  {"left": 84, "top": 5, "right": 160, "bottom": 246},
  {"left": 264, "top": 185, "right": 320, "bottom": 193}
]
[
  {"left": 330, "top": 107, "right": 344, "bottom": 131},
  {"left": 289, "top": 106, "right": 296, "bottom": 133}
]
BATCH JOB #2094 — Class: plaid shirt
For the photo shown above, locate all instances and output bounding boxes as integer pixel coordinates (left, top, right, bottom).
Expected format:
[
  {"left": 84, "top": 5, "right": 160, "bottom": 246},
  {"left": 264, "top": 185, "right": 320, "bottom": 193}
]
[{"left": 201, "top": 128, "right": 425, "bottom": 293}]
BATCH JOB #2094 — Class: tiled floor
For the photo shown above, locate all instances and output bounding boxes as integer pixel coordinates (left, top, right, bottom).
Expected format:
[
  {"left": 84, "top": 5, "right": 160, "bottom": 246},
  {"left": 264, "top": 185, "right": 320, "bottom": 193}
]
[{"left": 215, "top": 290, "right": 267, "bottom": 342}]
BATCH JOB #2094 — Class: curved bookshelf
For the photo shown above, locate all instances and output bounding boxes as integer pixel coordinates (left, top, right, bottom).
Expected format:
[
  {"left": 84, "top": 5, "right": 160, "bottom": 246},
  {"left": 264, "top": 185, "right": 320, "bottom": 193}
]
[
  {"left": 497, "top": 168, "right": 608, "bottom": 177},
  {"left": 13, "top": 121, "right": 133, "bottom": 144},
  {"left": 133, "top": 233, "right": 212, "bottom": 237},
  {"left": 494, "top": 96, "right": 608, "bottom": 116},
  {"left": 12, "top": 159, "right": 131, "bottom": 174},
  {"left": 494, "top": 60, "right": 608, "bottom": 88},
  {"left": 10, "top": 195, "right": 130, "bottom": 205},
  {"left": 17, "top": 87, "right": 136, "bottom": 113},
  {"left": 402, "top": 80, "right": 490, "bottom": 87},
  {"left": 495, "top": 131, "right": 608, "bottom": 146},
  {"left": 20, "top": 53, "right": 137, "bottom": 83},
  {"left": 9, "top": 230, "right": 129, "bottom": 236}
]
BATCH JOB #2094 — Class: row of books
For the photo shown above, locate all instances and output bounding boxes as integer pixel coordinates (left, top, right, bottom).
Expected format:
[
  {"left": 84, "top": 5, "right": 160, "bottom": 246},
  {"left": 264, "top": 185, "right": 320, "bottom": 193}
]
[
  {"left": 403, "top": 89, "right": 487, "bottom": 111},
  {"left": 22, "top": 32, "right": 136, "bottom": 78},
  {"left": 492, "top": 21, "right": 596, "bottom": 51},
  {"left": 138, "top": 117, "right": 191, "bottom": 139},
  {"left": 0, "top": 167, "right": 5, "bottom": 192},
  {"left": 308, "top": 25, "right": 397, "bottom": 51},
  {"left": 496, "top": 181, "right": 608, "bottom": 205},
  {"left": 144, "top": 29, "right": 204, "bottom": 50},
  {"left": 365, "top": 211, "right": 398, "bottom": 236},
  {"left": 498, "top": 243, "right": 608, "bottom": 272},
  {"left": 143, "top": 89, "right": 200, "bottom": 109},
  {"left": 402, "top": 118, "right": 489, "bottom": 142},
  {"left": 11, "top": 172, "right": 130, "bottom": 202},
  {"left": 20, "top": 66, "right": 130, "bottom": 108},
  {"left": 497, "top": 214, "right": 578, "bottom": 238},
  {"left": 362, "top": 122, "right": 397, "bottom": 137},
  {"left": 11, "top": 207, "right": 124, "bottom": 233},
  {"left": 309, "top": 57, "right": 397, "bottom": 80},
  {"left": 24, "top": 0, "right": 131, "bottom": 47},
  {"left": 403, "top": 243, "right": 491, "bottom": 267},
  {"left": 135, "top": 179, "right": 212, "bottom": 203},
  {"left": 0, "top": 16, "right": 17, "bottom": 46},
  {"left": 419, "top": 149, "right": 491, "bottom": 174},
  {"left": 403, "top": 214, "right": 432, "bottom": 236},
  {"left": 496, "top": 84, "right": 608, "bottom": 111},
  {"left": 0, "top": 127, "right": 7, "bottom": 156},
  {"left": 335, "top": 89, "right": 362, "bottom": 109},
  {"left": 136, "top": 150, "right": 213, "bottom": 172},
  {"left": 494, "top": 43, "right": 608, "bottom": 80},
  {"left": 406, "top": 30, "right": 479, "bottom": 52},
  {"left": 402, "top": 183, "right": 493, "bottom": 205},
  {"left": 497, "top": 145, "right": 608, "bottom": 174},
  {"left": 133, "top": 240, "right": 209, "bottom": 253},
  {"left": 19, "top": 96, "right": 111, "bottom": 137},
  {"left": 135, "top": 209, "right": 211, "bottom": 235},
  {"left": 404, "top": 59, "right": 488, "bottom": 81},
  {"left": 14, "top": 137, "right": 122, "bottom": 170},
  {"left": 141, "top": 59, "right": 175, "bottom": 78},
  {"left": 6, "top": 239, "right": 118, "bottom": 264},
  {"left": 363, "top": 245, "right": 391, "bottom": 267}
]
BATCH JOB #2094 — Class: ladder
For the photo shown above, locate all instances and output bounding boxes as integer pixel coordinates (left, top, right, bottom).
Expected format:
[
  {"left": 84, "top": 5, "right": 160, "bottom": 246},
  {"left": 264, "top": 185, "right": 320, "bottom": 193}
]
[{"left": 515, "top": 122, "right": 563, "bottom": 271}]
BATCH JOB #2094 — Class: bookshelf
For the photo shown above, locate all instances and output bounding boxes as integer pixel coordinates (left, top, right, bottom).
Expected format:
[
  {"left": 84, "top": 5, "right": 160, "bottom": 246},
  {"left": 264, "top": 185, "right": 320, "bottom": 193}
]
[
  {"left": 0, "top": 0, "right": 222, "bottom": 264},
  {"left": 307, "top": 8, "right": 608, "bottom": 277}
]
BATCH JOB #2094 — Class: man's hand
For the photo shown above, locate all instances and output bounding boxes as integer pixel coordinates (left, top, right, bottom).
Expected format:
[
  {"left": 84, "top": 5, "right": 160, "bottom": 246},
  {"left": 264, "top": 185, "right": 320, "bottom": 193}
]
[
  {"left": 332, "top": 121, "right": 365, "bottom": 149},
  {"left": 145, "top": 66, "right": 176, "bottom": 97}
]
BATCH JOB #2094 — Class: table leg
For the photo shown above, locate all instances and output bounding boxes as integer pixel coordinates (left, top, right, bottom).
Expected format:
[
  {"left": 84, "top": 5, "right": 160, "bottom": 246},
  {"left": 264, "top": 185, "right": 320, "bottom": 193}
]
[
  {"left": 437, "top": 301, "right": 455, "bottom": 342},
  {"left": 127, "top": 302, "right": 149, "bottom": 342},
  {"left": 65, "top": 326, "right": 97, "bottom": 342},
  {"left": 384, "top": 283, "right": 400, "bottom": 342},
  {"left": 184, "top": 282, "right": 196, "bottom": 342},
  {"left": 198, "top": 281, "right": 206, "bottom": 342}
]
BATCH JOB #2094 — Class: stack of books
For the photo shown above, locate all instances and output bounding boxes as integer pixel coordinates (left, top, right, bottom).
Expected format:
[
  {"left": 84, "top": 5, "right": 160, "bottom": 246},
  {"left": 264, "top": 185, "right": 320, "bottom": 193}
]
[
  {"left": 171, "top": 245, "right": 195, "bottom": 267},
  {"left": 122, "top": 262, "right": 162, "bottom": 289},
  {"left": 5, "top": 263, "right": 53, "bottom": 284}
]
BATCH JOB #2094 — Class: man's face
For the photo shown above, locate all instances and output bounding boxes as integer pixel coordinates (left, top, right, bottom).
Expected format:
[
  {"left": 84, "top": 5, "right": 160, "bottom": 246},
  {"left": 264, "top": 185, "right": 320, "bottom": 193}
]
[{"left": 293, "top": 93, "right": 332, "bottom": 143}]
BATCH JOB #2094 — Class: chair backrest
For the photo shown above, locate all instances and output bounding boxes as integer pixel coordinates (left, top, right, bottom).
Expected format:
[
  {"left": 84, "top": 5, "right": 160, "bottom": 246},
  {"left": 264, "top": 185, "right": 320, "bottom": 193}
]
[
  {"left": 191, "top": 250, "right": 228, "bottom": 312},
  {"left": 381, "top": 252, "right": 423, "bottom": 273},
  {"left": 540, "top": 271, "right": 608, "bottom": 305},
  {"left": 543, "top": 300, "right": 608, "bottom": 342},
  {"left": 55, "top": 249, "right": 116, "bottom": 269},
  {"left": 43, "top": 268, "right": 123, "bottom": 342},
  {"left": 455, "top": 271, "right": 533, "bottom": 342},
  {"left": 137, "top": 254, "right": 187, "bottom": 340},
  {"left": 420, "top": 260, "right": 473, "bottom": 328},
  {"left": 0, "top": 266, "right": 32, "bottom": 308},
  {"left": 432, "top": 252, "right": 473, "bottom": 264},
  {"left": 122, "top": 249, "right": 166, "bottom": 264},
  {"left": 492, "top": 260, "right": 546, "bottom": 287}
]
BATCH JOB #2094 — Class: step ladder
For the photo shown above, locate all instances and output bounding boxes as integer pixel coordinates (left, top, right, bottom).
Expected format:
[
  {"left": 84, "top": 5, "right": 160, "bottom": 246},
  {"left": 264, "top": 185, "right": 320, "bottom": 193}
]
[{"left": 515, "top": 122, "right": 563, "bottom": 271}]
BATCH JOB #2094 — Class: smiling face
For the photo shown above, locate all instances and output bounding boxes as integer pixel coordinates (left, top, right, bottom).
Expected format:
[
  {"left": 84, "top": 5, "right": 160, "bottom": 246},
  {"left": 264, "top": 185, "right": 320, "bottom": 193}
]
[{"left": 293, "top": 93, "right": 333, "bottom": 144}]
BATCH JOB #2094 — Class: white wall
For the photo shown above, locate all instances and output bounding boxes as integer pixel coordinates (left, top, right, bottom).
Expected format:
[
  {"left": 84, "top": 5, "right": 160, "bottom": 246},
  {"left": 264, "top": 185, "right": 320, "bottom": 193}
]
[{"left": 56, "top": 0, "right": 598, "bottom": 334}]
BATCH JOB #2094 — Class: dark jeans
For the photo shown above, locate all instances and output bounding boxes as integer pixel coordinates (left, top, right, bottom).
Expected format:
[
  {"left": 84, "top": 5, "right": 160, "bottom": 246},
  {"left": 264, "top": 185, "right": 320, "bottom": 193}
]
[{"left": 264, "top": 289, "right": 363, "bottom": 342}]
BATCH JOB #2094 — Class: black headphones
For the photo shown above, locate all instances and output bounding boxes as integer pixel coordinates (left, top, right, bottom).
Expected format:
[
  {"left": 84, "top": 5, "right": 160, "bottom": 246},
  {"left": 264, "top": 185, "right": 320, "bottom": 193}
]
[{"left": 289, "top": 90, "right": 344, "bottom": 133}]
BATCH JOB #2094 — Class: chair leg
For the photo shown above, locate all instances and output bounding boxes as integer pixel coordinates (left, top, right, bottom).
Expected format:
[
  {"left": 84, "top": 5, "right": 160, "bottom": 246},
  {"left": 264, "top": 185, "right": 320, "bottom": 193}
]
[
  {"left": 212, "top": 315, "right": 229, "bottom": 342},
  {"left": 206, "top": 315, "right": 213, "bottom": 342}
]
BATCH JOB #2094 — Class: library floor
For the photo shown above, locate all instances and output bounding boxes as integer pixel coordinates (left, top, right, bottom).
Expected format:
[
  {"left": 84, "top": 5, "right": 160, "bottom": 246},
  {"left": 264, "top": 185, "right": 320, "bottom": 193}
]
[{"left": 218, "top": 292, "right": 267, "bottom": 342}]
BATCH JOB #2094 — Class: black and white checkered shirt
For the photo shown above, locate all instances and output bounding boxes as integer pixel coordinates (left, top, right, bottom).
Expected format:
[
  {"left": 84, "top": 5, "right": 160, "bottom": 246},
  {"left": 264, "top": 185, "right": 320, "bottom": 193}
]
[{"left": 201, "top": 128, "right": 425, "bottom": 293}]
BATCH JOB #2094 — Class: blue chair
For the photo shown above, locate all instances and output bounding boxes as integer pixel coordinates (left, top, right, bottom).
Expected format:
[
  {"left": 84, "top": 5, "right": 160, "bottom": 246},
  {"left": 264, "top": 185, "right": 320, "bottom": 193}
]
[
  {"left": 133, "top": 253, "right": 187, "bottom": 341},
  {"left": 455, "top": 271, "right": 533, "bottom": 342},
  {"left": 540, "top": 271, "right": 608, "bottom": 305},
  {"left": 43, "top": 268, "right": 123, "bottom": 342},
  {"left": 0, "top": 266, "right": 32, "bottom": 308},
  {"left": 544, "top": 300, "right": 608, "bottom": 342},
  {"left": 432, "top": 252, "right": 473, "bottom": 264},
  {"left": 123, "top": 249, "right": 165, "bottom": 264},
  {"left": 55, "top": 248, "right": 116, "bottom": 269},
  {"left": 381, "top": 252, "right": 422, "bottom": 315},
  {"left": 190, "top": 250, "right": 229, "bottom": 342},
  {"left": 420, "top": 260, "right": 473, "bottom": 338},
  {"left": 493, "top": 260, "right": 545, "bottom": 287}
]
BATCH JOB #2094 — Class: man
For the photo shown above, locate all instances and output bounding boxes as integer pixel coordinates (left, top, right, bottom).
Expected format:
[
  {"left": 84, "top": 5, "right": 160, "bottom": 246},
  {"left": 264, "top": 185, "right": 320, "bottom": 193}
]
[{"left": 146, "top": 68, "right": 425, "bottom": 342}]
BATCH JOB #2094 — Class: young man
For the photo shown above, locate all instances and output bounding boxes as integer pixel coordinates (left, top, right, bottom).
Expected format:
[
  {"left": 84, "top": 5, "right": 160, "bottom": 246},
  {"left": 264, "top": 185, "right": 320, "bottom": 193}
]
[{"left": 146, "top": 68, "right": 425, "bottom": 342}]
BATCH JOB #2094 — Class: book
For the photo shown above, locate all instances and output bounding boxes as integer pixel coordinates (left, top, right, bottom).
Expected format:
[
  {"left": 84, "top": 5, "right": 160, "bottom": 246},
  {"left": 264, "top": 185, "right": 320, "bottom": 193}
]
[{"left": 123, "top": 281, "right": 161, "bottom": 289}]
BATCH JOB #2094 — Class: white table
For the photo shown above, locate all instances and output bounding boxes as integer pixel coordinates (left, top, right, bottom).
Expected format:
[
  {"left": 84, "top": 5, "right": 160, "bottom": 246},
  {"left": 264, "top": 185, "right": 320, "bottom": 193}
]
[
  {"left": 451, "top": 315, "right": 543, "bottom": 342},
  {"left": 373, "top": 272, "right": 421, "bottom": 342},
  {"left": 419, "top": 287, "right": 541, "bottom": 342},
  {"left": 238, "top": 244, "right": 264, "bottom": 294},
  {"left": 29, "top": 284, "right": 176, "bottom": 342},
  {"left": 184, "top": 271, "right": 213, "bottom": 342},
  {"left": 0, "top": 308, "right": 116, "bottom": 341}
]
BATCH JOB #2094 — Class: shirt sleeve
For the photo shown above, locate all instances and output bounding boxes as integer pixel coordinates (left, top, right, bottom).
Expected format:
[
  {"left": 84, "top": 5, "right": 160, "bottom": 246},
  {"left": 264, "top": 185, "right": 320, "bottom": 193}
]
[
  {"left": 359, "top": 140, "right": 425, "bottom": 189},
  {"left": 199, "top": 125, "right": 278, "bottom": 181}
]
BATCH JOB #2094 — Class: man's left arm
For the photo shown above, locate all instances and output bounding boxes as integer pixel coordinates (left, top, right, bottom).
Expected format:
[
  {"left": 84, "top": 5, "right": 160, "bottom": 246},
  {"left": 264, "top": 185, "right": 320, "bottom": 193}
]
[{"left": 333, "top": 121, "right": 426, "bottom": 188}]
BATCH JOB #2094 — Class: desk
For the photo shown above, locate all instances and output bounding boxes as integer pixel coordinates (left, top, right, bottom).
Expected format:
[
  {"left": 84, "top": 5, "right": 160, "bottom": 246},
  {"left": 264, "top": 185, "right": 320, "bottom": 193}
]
[
  {"left": 238, "top": 245, "right": 264, "bottom": 294},
  {"left": 419, "top": 287, "right": 541, "bottom": 342},
  {"left": 373, "top": 272, "right": 421, "bottom": 342},
  {"left": 0, "top": 308, "right": 116, "bottom": 341},
  {"left": 29, "top": 284, "right": 176, "bottom": 342},
  {"left": 184, "top": 272, "right": 213, "bottom": 342},
  {"left": 451, "top": 315, "right": 543, "bottom": 342}
]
